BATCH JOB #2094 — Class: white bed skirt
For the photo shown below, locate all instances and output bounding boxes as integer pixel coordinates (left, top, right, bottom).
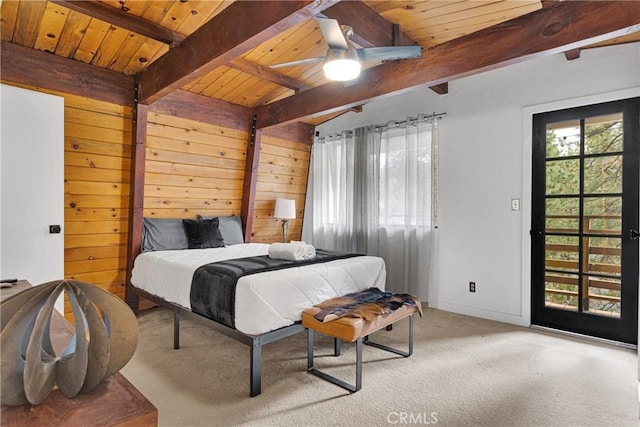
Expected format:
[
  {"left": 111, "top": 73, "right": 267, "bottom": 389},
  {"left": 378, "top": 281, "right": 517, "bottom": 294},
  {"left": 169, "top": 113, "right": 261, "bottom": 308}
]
[{"left": 131, "top": 243, "right": 386, "bottom": 335}]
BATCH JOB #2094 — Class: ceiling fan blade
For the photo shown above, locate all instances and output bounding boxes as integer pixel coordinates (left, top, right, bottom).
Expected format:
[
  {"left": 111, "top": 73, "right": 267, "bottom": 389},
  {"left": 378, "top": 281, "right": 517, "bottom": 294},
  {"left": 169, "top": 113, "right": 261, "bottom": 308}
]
[
  {"left": 356, "top": 46, "right": 422, "bottom": 62},
  {"left": 315, "top": 16, "right": 349, "bottom": 51},
  {"left": 269, "top": 57, "right": 324, "bottom": 69}
]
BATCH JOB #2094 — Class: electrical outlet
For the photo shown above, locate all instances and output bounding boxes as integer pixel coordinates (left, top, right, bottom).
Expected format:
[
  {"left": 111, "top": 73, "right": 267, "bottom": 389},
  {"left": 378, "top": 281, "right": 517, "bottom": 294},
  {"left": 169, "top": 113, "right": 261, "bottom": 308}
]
[{"left": 469, "top": 281, "right": 476, "bottom": 293}]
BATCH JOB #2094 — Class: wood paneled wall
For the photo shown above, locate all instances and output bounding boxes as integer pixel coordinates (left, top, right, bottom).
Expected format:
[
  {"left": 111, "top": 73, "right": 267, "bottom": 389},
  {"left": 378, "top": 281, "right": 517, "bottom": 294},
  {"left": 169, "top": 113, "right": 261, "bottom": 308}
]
[
  {"left": 2, "top": 82, "right": 134, "bottom": 314},
  {"left": 143, "top": 112, "right": 247, "bottom": 219},
  {"left": 252, "top": 131, "right": 310, "bottom": 243},
  {"left": 142, "top": 112, "right": 312, "bottom": 245},
  {"left": 2, "top": 81, "right": 313, "bottom": 319},
  {"left": 63, "top": 94, "right": 133, "bottom": 311}
]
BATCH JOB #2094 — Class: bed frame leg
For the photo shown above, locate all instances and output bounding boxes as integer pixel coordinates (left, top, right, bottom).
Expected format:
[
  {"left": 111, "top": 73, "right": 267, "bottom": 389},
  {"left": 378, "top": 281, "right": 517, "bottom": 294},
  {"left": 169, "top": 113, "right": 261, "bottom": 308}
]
[
  {"left": 250, "top": 341, "right": 262, "bottom": 397},
  {"left": 127, "top": 293, "right": 140, "bottom": 314},
  {"left": 173, "top": 310, "right": 180, "bottom": 350}
]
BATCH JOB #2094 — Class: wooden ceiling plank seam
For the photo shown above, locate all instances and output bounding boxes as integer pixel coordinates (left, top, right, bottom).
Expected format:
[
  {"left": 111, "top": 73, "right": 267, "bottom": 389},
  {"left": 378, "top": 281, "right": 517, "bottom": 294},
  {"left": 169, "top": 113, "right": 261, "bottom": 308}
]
[
  {"left": 227, "top": 78, "right": 284, "bottom": 108},
  {"left": 1, "top": 1, "right": 20, "bottom": 42},
  {"left": 242, "top": 19, "right": 319, "bottom": 66},
  {"left": 136, "top": 0, "right": 341, "bottom": 105},
  {"left": 140, "top": 0, "right": 174, "bottom": 24},
  {"left": 158, "top": 0, "right": 200, "bottom": 34},
  {"left": 51, "top": 0, "right": 184, "bottom": 45},
  {"left": 100, "top": 0, "right": 150, "bottom": 17},
  {"left": 254, "top": 0, "right": 640, "bottom": 129},
  {"left": 73, "top": 17, "right": 112, "bottom": 64},
  {"left": 210, "top": 71, "right": 256, "bottom": 102},
  {"left": 374, "top": 0, "right": 506, "bottom": 26},
  {"left": 183, "top": 67, "right": 229, "bottom": 94},
  {"left": 108, "top": 32, "right": 149, "bottom": 74},
  {"left": 410, "top": 1, "right": 542, "bottom": 34},
  {"left": 404, "top": 7, "right": 543, "bottom": 47},
  {"left": 201, "top": 68, "right": 246, "bottom": 99},
  {"left": 200, "top": 0, "right": 236, "bottom": 25},
  {"left": 410, "top": 2, "right": 543, "bottom": 36},
  {"left": 414, "top": 4, "right": 543, "bottom": 47},
  {"left": 173, "top": 0, "right": 219, "bottom": 36},
  {"left": 54, "top": 10, "right": 92, "bottom": 59},
  {"left": 395, "top": 0, "right": 531, "bottom": 28},
  {"left": 109, "top": 33, "right": 151, "bottom": 76},
  {"left": 12, "top": 0, "right": 47, "bottom": 47},
  {"left": 33, "top": 1, "right": 69, "bottom": 53},
  {"left": 122, "top": 39, "right": 167, "bottom": 76},
  {"left": 91, "top": 25, "right": 131, "bottom": 68}
]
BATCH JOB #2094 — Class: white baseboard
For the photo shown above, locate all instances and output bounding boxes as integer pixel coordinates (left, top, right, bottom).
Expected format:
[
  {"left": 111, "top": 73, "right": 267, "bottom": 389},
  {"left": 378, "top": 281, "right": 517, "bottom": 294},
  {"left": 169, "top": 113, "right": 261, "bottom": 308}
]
[{"left": 432, "top": 300, "right": 527, "bottom": 327}]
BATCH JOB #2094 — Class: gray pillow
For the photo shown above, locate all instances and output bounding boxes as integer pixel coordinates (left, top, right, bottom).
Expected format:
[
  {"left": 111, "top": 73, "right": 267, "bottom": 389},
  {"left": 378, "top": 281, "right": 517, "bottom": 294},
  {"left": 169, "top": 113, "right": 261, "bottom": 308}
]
[
  {"left": 198, "top": 215, "right": 244, "bottom": 245},
  {"left": 141, "top": 218, "right": 189, "bottom": 252}
]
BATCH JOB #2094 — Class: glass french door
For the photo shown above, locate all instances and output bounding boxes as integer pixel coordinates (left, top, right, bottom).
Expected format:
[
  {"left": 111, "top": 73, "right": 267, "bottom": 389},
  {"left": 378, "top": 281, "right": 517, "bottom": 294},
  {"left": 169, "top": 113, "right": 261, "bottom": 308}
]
[{"left": 531, "top": 97, "right": 639, "bottom": 344}]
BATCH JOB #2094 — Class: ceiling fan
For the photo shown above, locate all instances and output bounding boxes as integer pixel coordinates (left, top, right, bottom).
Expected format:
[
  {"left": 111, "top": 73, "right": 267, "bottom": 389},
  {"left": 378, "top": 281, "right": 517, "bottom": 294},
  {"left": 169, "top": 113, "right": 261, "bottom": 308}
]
[{"left": 269, "top": 16, "right": 422, "bottom": 82}]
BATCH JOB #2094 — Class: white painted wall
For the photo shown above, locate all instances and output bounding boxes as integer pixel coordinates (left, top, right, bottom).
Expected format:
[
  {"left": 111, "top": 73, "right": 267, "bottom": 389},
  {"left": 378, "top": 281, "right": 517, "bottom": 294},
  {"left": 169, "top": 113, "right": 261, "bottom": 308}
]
[
  {"left": 1, "top": 84, "right": 65, "bottom": 312},
  {"left": 314, "top": 43, "right": 640, "bottom": 412},
  {"left": 315, "top": 43, "right": 639, "bottom": 325}
]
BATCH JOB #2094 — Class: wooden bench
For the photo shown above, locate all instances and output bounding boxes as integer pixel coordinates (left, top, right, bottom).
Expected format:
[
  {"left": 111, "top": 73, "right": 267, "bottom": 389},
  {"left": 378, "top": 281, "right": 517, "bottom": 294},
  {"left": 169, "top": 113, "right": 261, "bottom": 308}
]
[{"left": 301, "top": 296, "right": 417, "bottom": 393}]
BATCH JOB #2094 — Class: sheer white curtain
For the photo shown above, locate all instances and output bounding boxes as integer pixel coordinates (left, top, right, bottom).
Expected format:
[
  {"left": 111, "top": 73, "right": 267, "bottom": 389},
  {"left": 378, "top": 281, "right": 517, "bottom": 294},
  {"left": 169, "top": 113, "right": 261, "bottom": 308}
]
[{"left": 310, "top": 115, "right": 436, "bottom": 300}]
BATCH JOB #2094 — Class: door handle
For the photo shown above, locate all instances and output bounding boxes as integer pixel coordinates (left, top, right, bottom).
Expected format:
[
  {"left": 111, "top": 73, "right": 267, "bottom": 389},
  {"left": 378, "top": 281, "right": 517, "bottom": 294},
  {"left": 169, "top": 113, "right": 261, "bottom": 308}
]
[{"left": 631, "top": 229, "right": 639, "bottom": 240}]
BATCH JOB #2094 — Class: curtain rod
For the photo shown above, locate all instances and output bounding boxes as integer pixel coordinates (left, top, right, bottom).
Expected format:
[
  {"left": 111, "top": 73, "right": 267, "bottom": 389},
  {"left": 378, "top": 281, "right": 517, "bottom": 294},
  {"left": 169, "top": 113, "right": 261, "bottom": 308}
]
[{"left": 317, "top": 111, "right": 447, "bottom": 142}]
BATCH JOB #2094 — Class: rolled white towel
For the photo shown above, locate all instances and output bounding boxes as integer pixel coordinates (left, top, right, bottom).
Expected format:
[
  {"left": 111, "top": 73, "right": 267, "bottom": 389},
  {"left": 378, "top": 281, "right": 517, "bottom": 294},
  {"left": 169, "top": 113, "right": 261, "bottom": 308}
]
[
  {"left": 289, "top": 240, "right": 316, "bottom": 259},
  {"left": 268, "top": 242, "right": 305, "bottom": 261},
  {"left": 304, "top": 244, "right": 316, "bottom": 259}
]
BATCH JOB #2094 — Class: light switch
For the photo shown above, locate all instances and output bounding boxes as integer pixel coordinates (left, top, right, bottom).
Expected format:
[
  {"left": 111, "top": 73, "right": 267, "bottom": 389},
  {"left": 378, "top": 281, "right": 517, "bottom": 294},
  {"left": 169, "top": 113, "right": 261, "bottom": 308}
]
[{"left": 511, "top": 198, "right": 520, "bottom": 211}]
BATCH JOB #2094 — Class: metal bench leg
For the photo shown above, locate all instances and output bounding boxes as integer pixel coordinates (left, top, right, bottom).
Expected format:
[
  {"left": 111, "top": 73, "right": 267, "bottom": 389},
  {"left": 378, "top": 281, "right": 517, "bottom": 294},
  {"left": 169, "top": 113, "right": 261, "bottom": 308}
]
[
  {"left": 363, "top": 314, "right": 414, "bottom": 357},
  {"left": 307, "top": 328, "right": 315, "bottom": 370},
  {"left": 334, "top": 337, "right": 341, "bottom": 356},
  {"left": 307, "top": 328, "right": 362, "bottom": 393}
]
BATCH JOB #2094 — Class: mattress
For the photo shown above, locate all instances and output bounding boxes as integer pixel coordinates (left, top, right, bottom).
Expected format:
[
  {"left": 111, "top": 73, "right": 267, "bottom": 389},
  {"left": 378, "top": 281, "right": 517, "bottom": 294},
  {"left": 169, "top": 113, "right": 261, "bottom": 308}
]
[{"left": 131, "top": 243, "right": 386, "bottom": 335}]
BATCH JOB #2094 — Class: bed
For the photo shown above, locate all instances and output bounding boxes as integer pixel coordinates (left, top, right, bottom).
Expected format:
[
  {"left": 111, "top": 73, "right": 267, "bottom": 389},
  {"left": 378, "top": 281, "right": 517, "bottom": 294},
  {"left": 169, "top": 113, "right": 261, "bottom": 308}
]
[{"left": 127, "top": 216, "right": 386, "bottom": 396}]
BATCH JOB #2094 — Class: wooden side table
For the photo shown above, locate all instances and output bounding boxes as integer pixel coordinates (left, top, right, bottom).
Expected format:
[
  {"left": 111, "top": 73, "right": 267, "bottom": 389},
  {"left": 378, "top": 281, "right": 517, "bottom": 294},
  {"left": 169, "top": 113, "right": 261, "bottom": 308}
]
[{"left": 1, "top": 281, "right": 158, "bottom": 426}]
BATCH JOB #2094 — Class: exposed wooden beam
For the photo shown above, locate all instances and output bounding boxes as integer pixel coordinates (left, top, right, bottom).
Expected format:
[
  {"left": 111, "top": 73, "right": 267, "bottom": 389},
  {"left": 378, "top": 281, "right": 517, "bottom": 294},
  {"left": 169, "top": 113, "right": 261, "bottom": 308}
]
[
  {"left": 241, "top": 116, "right": 262, "bottom": 243},
  {"left": 149, "top": 89, "right": 252, "bottom": 131},
  {"left": 254, "top": 1, "right": 640, "bottom": 129},
  {"left": 52, "top": 0, "right": 184, "bottom": 46},
  {"left": 125, "top": 97, "right": 148, "bottom": 311},
  {"left": 429, "top": 83, "right": 449, "bottom": 95},
  {"left": 136, "top": 0, "right": 339, "bottom": 105},
  {"left": 263, "top": 121, "right": 316, "bottom": 143},
  {"left": 315, "top": 1, "right": 447, "bottom": 95},
  {"left": 323, "top": 1, "right": 416, "bottom": 48},
  {"left": 564, "top": 48, "right": 582, "bottom": 60},
  {"left": 228, "top": 57, "right": 311, "bottom": 93},
  {"left": 0, "top": 40, "right": 134, "bottom": 106}
]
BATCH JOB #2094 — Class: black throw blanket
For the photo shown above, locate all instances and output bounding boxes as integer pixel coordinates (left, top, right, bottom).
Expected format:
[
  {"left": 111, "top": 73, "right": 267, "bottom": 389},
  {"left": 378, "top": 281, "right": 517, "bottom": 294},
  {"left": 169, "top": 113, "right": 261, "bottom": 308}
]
[{"left": 190, "top": 249, "right": 364, "bottom": 329}]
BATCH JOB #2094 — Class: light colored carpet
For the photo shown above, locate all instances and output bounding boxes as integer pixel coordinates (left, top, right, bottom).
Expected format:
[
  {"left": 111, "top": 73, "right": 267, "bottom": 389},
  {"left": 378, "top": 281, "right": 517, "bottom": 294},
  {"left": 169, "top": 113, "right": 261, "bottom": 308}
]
[{"left": 121, "top": 307, "right": 638, "bottom": 427}]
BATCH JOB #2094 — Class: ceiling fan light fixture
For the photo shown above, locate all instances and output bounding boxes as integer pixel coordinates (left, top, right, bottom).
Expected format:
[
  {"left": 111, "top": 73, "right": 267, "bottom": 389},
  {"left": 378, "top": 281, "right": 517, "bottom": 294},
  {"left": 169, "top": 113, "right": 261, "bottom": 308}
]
[{"left": 323, "top": 48, "right": 361, "bottom": 81}]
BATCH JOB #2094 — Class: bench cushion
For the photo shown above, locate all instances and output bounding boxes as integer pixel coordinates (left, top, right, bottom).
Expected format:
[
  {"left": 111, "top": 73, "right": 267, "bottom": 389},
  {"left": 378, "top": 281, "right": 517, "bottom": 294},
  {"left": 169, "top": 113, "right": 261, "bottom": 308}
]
[{"left": 302, "top": 304, "right": 416, "bottom": 342}]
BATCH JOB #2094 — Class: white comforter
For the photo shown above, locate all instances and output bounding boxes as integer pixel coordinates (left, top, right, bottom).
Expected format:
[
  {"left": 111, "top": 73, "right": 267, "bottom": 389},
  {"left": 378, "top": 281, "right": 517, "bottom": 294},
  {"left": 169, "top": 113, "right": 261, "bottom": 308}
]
[{"left": 131, "top": 243, "right": 386, "bottom": 335}]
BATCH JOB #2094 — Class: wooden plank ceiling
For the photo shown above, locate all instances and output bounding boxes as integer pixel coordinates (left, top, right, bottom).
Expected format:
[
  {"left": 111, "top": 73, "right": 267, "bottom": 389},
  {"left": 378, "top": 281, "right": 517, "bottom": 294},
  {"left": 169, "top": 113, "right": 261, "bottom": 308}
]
[{"left": 2, "top": 0, "right": 639, "bottom": 126}]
